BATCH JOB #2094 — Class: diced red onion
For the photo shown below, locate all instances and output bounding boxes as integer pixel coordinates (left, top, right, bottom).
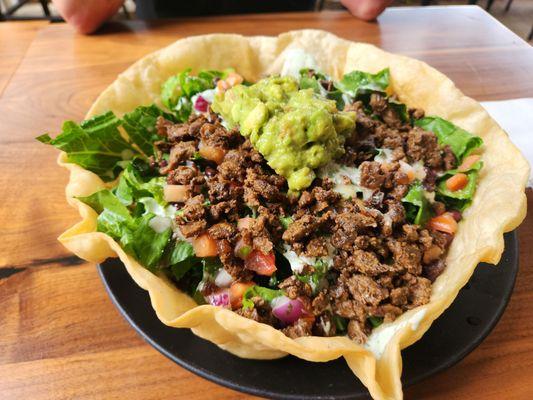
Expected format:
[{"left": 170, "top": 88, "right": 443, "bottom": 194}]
[
  {"left": 449, "top": 210, "right": 462, "bottom": 222},
  {"left": 214, "top": 269, "right": 233, "bottom": 288},
  {"left": 271, "top": 296, "right": 305, "bottom": 325},
  {"left": 194, "top": 96, "right": 209, "bottom": 113},
  {"left": 206, "top": 289, "right": 231, "bottom": 308}
]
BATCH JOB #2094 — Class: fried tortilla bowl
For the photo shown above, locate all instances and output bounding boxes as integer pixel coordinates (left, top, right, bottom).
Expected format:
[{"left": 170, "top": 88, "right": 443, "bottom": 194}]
[{"left": 56, "top": 30, "right": 528, "bottom": 399}]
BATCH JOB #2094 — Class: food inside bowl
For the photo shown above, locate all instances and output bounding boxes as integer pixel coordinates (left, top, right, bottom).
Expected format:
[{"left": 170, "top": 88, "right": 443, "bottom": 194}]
[{"left": 38, "top": 65, "right": 483, "bottom": 343}]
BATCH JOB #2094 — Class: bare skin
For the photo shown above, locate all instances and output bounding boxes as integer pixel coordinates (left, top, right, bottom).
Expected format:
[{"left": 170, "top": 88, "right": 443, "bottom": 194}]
[
  {"left": 341, "top": 0, "right": 393, "bottom": 21},
  {"left": 52, "top": 0, "right": 392, "bottom": 34},
  {"left": 52, "top": 0, "right": 124, "bottom": 34}
]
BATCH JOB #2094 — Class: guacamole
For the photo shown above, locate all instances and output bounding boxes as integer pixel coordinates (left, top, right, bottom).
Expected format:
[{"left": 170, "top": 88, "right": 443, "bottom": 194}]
[{"left": 211, "top": 76, "right": 355, "bottom": 191}]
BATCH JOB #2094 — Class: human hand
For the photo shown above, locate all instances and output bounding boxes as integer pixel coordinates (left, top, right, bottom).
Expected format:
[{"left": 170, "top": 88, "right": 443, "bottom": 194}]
[
  {"left": 340, "top": 0, "right": 393, "bottom": 21},
  {"left": 52, "top": 0, "right": 125, "bottom": 34}
]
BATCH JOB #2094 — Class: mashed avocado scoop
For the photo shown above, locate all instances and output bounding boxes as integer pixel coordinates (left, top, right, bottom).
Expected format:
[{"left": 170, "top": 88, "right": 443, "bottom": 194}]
[{"left": 211, "top": 76, "right": 355, "bottom": 191}]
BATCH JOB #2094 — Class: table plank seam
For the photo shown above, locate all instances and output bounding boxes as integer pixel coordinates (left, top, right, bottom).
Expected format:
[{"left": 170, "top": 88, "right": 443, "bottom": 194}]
[
  {"left": 0, "top": 254, "right": 86, "bottom": 275},
  {"left": 0, "top": 24, "right": 48, "bottom": 98}
]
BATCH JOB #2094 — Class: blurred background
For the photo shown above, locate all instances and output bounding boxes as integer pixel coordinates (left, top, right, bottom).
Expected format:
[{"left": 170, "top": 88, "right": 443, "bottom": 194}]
[{"left": 0, "top": 0, "right": 531, "bottom": 41}]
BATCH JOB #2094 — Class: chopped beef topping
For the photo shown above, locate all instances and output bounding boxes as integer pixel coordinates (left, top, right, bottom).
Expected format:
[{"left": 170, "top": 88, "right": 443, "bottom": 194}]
[
  {"left": 282, "top": 317, "right": 314, "bottom": 339},
  {"left": 279, "top": 276, "right": 313, "bottom": 299},
  {"left": 155, "top": 91, "right": 458, "bottom": 343}
]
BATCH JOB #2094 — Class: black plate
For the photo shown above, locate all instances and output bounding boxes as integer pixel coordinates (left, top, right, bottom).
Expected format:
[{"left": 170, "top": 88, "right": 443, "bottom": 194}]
[{"left": 98, "top": 232, "right": 518, "bottom": 399}]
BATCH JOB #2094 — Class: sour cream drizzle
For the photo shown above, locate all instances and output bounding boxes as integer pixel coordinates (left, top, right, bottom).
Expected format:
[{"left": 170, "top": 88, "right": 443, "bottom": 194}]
[
  {"left": 365, "top": 309, "right": 427, "bottom": 358},
  {"left": 318, "top": 162, "right": 374, "bottom": 201}
]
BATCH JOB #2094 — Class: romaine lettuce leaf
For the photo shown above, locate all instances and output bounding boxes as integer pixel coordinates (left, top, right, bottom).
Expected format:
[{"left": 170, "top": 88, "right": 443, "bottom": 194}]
[
  {"left": 298, "top": 68, "right": 326, "bottom": 92},
  {"left": 402, "top": 181, "right": 433, "bottom": 226},
  {"left": 436, "top": 160, "right": 483, "bottom": 211},
  {"left": 161, "top": 68, "right": 227, "bottom": 121},
  {"left": 298, "top": 68, "right": 346, "bottom": 110},
  {"left": 170, "top": 240, "right": 195, "bottom": 265},
  {"left": 198, "top": 70, "right": 227, "bottom": 82},
  {"left": 296, "top": 258, "right": 328, "bottom": 294},
  {"left": 170, "top": 259, "right": 197, "bottom": 282},
  {"left": 78, "top": 188, "right": 131, "bottom": 217},
  {"left": 368, "top": 316, "right": 384, "bottom": 328},
  {"left": 114, "top": 158, "right": 165, "bottom": 206},
  {"left": 78, "top": 188, "right": 172, "bottom": 270},
  {"left": 335, "top": 68, "right": 390, "bottom": 98},
  {"left": 77, "top": 159, "right": 174, "bottom": 271},
  {"left": 37, "top": 112, "right": 136, "bottom": 181},
  {"left": 78, "top": 190, "right": 133, "bottom": 242},
  {"left": 279, "top": 216, "right": 294, "bottom": 230},
  {"left": 333, "top": 315, "right": 348, "bottom": 333},
  {"left": 132, "top": 213, "right": 172, "bottom": 269},
  {"left": 38, "top": 106, "right": 171, "bottom": 181},
  {"left": 173, "top": 97, "right": 193, "bottom": 123},
  {"left": 414, "top": 116, "right": 483, "bottom": 161},
  {"left": 122, "top": 105, "right": 175, "bottom": 156},
  {"left": 242, "top": 286, "right": 283, "bottom": 309},
  {"left": 202, "top": 257, "right": 223, "bottom": 276}
]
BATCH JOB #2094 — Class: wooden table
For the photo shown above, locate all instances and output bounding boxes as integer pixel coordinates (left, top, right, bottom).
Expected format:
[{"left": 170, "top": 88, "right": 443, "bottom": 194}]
[{"left": 1, "top": 6, "right": 532, "bottom": 399}]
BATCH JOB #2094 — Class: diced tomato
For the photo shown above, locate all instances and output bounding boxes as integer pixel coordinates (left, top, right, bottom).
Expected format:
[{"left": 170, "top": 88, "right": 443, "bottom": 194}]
[
  {"left": 163, "top": 184, "right": 190, "bottom": 203},
  {"left": 428, "top": 212, "right": 458, "bottom": 235},
  {"left": 445, "top": 173, "right": 468, "bottom": 191},
  {"left": 229, "top": 282, "right": 255, "bottom": 309},
  {"left": 458, "top": 155, "right": 480, "bottom": 172},
  {"left": 199, "top": 141, "right": 226, "bottom": 164},
  {"left": 216, "top": 79, "right": 230, "bottom": 92},
  {"left": 244, "top": 250, "right": 277, "bottom": 276},
  {"left": 225, "top": 72, "right": 244, "bottom": 87},
  {"left": 193, "top": 233, "right": 218, "bottom": 257}
]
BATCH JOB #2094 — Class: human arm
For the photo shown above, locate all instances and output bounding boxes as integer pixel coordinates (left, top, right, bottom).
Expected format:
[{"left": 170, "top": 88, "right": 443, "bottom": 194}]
[
  {"left": 51, "top": 0, "right": 125, "bottom": 34},
  {"left": 340, "top": 0, "right": 393, "bottom": 21}
]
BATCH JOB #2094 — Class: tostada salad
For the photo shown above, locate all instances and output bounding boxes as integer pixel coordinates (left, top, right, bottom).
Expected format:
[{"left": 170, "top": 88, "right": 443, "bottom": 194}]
[{"left": 39, "top": 64, "right": 484, "bottom": 343}]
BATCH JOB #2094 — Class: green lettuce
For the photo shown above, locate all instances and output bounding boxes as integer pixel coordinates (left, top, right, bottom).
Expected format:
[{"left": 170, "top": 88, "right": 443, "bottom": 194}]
[
  {"left": 201, "top": 257, "right": 223, "bottom": 276},
  {"left": 368, "top": 316, "right": 384, "bottom": 328},
  {"left": 334, "top": 68, "right": 409, "bottom": 123},
  {"left": 242, "top": 286, "right": 283, "bottom": 310},
  {"left": 132, "top": 213, "right": 173, "bottom": 269},
  {"left": 169, "top": 240, "right": 195, "bottom": 264},
  {"left": 414, "top": 116, "right": 483, "bottom": 161},
  {"left": 279, "top": 216, "right": 294, "bottom": 230},
  {"left": 79, "top": 189, "right": 132, "bottom": 239},
  {"left": 181, "top": 257, "right": 224, "bottom": 301},
  {"left": 37, "top": 106, "right": 171, "bottom": 181},
  {"left": 161, "top": 68, "right": 228, "bottom": 121},
  {"left": 296, "top": 258, "right": 328, "bottom": 294},
  {"left": 436, "top": 160, "right": 483, "bottom": 211},
  {"left": 77, "top": 188, "right": 172, "bottom": 271},
  {"left": 333, "top": 315, "right": 348, "bottom": 333},
  {"left": 77, "top": 157, "right": 178, "bottom": 271},
  {"left": 402, "top": 181, "right": 433, "bottom": 226},
  {"left": 335, "top": 68, "right": 390, "bottom": 98},
  {"left": 168, "top": 241, "right": 197, "bottom": 281},
  {"left": 122, "top": 105, "right": 175, "bottom": 156},
  {"left": 298, "top": 68, "right": 346, "bottom": 110},
  {"left": 114, "top": 158, "right": 165, "bottom": 206},
  {"left": 37, "top": 112, "right": 136, "bottom": 181}
]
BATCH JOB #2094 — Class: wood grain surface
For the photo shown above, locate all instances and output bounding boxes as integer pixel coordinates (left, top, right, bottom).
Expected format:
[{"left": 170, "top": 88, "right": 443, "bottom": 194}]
[
  {"left": 0, "top": 21, "right": 46, "bottom": 96},
  {"left": 0, "top": 6, "right": 532, "bottom": 399}
]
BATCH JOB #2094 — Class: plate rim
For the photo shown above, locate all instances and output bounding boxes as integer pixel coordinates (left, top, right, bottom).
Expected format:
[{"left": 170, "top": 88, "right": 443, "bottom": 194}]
[{"left": 97, "top": 231, "right": 518, "bottom": 399}]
